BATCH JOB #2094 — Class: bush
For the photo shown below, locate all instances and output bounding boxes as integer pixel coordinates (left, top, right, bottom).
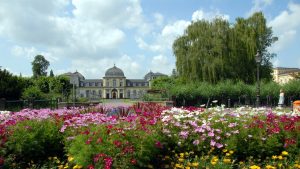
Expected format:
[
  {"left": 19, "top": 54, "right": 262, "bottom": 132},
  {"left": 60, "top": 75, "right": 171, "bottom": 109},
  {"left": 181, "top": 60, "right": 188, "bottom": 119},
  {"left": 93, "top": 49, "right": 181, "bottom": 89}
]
[
  {"left": 66, "top": 121, "right": 166, "bottom": 168},
  {"left": 3, "top": 119, "right": 65, "bottom": 168}
]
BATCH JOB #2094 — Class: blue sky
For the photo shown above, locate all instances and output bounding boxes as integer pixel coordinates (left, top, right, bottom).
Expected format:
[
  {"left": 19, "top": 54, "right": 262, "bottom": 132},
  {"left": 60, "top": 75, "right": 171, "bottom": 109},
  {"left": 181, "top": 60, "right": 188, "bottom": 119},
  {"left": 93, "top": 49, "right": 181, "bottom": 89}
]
[{"left": 0, "top": 0, "right": 300, "bottom": 79}]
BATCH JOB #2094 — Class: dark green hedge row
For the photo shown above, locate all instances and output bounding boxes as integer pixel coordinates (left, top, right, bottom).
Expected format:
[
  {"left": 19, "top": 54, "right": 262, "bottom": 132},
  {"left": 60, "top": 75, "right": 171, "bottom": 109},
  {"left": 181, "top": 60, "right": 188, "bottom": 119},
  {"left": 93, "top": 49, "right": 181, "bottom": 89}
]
[{"left": 152, "top": 78, "right": 300, "bottom": 107}]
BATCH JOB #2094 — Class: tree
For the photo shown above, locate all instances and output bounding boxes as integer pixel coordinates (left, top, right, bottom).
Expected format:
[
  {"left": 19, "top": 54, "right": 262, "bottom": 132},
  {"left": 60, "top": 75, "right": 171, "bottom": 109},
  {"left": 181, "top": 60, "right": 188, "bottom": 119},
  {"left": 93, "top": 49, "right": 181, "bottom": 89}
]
[
  {"left": 32, "top": 55, "right": 50, "bottom": 78},
  {"left": 49, "top": 69, "right": 54, "bottom": 77},
  {"left": 0, "top": 69, "right": 28, "bottom": 100},
  {"left": 173, "top": 12, "right": 277, "bottom": 84}
]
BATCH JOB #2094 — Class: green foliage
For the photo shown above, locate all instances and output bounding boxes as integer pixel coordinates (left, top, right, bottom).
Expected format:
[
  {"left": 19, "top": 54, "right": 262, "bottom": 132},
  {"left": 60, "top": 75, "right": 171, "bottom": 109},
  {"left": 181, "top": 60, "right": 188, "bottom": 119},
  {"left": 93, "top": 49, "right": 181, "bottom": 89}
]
[
  {"left": 173, "top": 12, "right": 276, "bottom": 84},
  {"left": 22, "top": 86, "right": 44, "bottom": 100},
  {"left": 49, "top": 69, "right": 54, "bottom": 77},
  {"left": 32, "top": 55, "right": 50, "bottom": 78},
  {"left": 66, "top": 122, "right": 165, "bottom": 168},
  {"left": 0, "top": 69, "right": 29, "bottom": 100},
  {"left": 4, "top": 119, "right": 65, "bottom": 168}
]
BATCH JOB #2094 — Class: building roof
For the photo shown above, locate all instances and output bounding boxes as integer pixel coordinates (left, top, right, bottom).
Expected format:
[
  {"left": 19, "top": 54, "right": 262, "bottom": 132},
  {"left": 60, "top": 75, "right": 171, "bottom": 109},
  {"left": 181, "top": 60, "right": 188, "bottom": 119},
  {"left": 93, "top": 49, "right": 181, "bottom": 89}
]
[
  {"left": 81, "top": 79, "right": 103, "bottom": 82},
  {"left": 105, "top": 65, "right": 125, "bottom": 77},
  {"left": 62, "top": 71, "right": 85, "bottom": 79},
  {"left": 127, "top": 79, "right": 148, "bottom": 83}
]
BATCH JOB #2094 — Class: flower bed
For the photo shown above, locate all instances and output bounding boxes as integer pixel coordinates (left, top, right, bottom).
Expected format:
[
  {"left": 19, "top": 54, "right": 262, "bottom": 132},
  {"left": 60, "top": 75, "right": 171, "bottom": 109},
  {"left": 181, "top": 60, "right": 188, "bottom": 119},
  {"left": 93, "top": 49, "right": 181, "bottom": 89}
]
[{"left": 0, "top": 104, "right": 299, "bottom": 169}]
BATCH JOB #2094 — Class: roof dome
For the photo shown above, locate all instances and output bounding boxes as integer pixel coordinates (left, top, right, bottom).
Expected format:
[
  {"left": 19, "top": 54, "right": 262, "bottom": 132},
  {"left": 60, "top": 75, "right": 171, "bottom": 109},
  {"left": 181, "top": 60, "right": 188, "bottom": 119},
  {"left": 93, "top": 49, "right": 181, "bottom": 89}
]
[{"left": 105, "top": 65, "right": 125, "bottom": 77}]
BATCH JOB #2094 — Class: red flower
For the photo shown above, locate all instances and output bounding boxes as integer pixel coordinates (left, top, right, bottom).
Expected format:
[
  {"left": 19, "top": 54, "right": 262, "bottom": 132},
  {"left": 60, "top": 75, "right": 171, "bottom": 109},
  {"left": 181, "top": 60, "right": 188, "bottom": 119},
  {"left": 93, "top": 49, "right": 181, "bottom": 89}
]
[
  {"left": 155, "top": 141, "right": 163, "bottom": 149},
  {"left": 96, "top": 137, "right": 103, "bottom": 144},
  {"left": 130, "top": 158, "right": 137, "bottom": 165},
  {"left": 87, "top": 164, "right": 95, "bottom": 169},
  {"left": 113, "top": 140, "right": 122, "bottom": 148}
]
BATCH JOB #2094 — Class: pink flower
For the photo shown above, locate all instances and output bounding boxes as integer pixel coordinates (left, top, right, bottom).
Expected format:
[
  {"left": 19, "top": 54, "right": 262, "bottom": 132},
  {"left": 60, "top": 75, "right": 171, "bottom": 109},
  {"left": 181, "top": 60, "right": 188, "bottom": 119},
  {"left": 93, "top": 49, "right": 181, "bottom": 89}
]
[
  {"left": 193, "top": 140, "right": 200, "bottom": 145},
  {"left": 208, "top": 132, "right": 214, "bottom": 137},
  {"left": 179, "top": 131, "right": 189, "bottom": 139},
  {"left": 210, "top": 140, "right": 216, "bottom": 146},
  {"left": 216, "top": 143, "right": 223, "bottom": 148}
]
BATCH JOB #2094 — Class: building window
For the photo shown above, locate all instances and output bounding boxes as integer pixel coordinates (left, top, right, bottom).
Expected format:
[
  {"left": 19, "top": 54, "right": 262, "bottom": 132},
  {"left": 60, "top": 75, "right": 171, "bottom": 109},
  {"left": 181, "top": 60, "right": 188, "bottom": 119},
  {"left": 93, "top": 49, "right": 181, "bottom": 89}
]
[
  {"left": 106, "top": 81, "right": 109, "bottom": 87},
  {"left": 127, "top": 90, "right": 130, "bottom": 98},
  {"left": 133, "top": 90, "right": 136, "bottom": 98},
  {"left": 133, "top": 83, "right": 136, "bottom": 86},
  {"left": 120, "top": 81, "right": 123, "bottom": 87},
  {"left": 113, "top": 79, "right": 116, "bottom": 87},
  {"left": 86, "top": 90, "right": 90, "bottom": 98},
  {"left": 98, "top": 90, "right": 102, "bottom": 97},
  {"left": 80, "top": 82, "right": 84, "bottom": 87}
]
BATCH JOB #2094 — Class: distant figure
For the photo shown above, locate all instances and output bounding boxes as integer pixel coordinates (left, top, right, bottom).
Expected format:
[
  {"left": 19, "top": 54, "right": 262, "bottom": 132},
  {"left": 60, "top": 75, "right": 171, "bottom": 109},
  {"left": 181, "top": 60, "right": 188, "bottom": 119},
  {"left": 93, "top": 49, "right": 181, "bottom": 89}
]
[{"left": 278, "top": 89, "right": 285, "bottom": 107}]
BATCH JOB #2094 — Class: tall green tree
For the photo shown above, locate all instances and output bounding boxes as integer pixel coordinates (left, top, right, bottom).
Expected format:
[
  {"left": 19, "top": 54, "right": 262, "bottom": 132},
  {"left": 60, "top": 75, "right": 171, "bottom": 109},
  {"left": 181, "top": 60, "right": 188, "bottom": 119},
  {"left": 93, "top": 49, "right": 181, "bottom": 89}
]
[
  {"left": 32, "top": 55, "right": 50, "bottom": 78},
  {"left": 49, "top": 69, "right": 54, "bottom": 77},
  {"left": 0, "top": 69, "right": 29, "bottom": 100},
  {"left": 173, "top": 12, "right": 277, "bottom": 84}
]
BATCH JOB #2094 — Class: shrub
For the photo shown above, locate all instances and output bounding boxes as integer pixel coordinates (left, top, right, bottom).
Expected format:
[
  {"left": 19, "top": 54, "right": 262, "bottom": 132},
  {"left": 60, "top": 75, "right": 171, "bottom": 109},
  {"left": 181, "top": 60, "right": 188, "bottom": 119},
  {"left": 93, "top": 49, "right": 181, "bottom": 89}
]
[{"left": 3, "top": 119, "right": 65, "bottom": 168}]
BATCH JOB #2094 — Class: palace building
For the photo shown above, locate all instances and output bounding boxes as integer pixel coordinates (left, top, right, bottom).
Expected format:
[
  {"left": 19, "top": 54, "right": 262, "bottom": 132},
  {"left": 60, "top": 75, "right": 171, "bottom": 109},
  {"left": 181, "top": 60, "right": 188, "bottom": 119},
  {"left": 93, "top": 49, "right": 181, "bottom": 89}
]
[
  {"left": 272, "top": 67, "right": 300, "bottom": 84},
  {"left": 63, "top": 65, "right": 167, "bottom": 100}
]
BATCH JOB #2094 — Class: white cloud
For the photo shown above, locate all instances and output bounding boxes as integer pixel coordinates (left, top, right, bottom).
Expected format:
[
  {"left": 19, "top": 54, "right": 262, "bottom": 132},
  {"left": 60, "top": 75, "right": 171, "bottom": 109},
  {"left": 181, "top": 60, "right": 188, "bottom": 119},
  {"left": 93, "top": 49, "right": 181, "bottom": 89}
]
[
  {"left": 0, "top": 0, "right": 148, "bottom": 76},
  {"left": 247, "top": 0, "right": 273, "bottom": 16},
  {"left": 72, "top": 0, "right": 143, "bottom": 28},
  {"left": 153, "top": 13, "right": 164, "bottom": 26},
  {"left": 150, "top": 55, "right": 173, "bottom": 75},
  {"left": 11, "top": 45, "right": 58, "bottom": 62},
  {"left": 70, "top": 54, "right": 144, "bottom": 79},
  {"left": 136, "top": 20, "right": 190, "bottom": 53},
  {"left": 269, "top": 3, "right": 300, "bottom": 52},
  {"left": 192, "top": 9, "right": 230, "bottom": 21}
]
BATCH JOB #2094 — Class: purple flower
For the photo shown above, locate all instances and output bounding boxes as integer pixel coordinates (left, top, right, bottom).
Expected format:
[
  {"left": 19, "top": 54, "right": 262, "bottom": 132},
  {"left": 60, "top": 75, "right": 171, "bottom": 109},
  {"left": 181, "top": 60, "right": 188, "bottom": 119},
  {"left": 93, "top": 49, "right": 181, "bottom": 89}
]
[
  {"left": 216, "top": 143, "right": 223, "bottom": 148},
  {"left": 179, "top": 131, "right": 189, "bottom": 139},
  {"left": 208, "top": 132, "right": 214, "bottom": 137},
  {"left": 193, "top": 140, "right": 200, "bottom": 145},
  {"left": 210, "top": 139, "right": 216, "bottom": 146}
]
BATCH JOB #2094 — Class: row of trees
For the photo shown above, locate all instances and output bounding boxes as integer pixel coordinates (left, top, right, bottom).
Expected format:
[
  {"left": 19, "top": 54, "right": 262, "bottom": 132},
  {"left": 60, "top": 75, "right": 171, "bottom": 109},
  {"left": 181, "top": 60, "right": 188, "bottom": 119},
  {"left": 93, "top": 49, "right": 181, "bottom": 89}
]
[
  {"left": 173, "top": 12, "right": 277, "bottom": 84},
  {"left": 151, "top": 76, "right": 300, "bottom": 106},
  {"left": 0, "top": 55, "right": 71, "bottom": 100}
]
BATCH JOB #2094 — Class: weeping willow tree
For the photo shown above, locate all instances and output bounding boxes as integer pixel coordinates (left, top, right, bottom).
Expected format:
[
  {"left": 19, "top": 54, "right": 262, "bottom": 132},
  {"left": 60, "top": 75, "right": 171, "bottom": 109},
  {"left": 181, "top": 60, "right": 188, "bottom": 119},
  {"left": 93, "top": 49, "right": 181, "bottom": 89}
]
[{"left": 173, "top": 12, "right": 277, "bottom": 84}]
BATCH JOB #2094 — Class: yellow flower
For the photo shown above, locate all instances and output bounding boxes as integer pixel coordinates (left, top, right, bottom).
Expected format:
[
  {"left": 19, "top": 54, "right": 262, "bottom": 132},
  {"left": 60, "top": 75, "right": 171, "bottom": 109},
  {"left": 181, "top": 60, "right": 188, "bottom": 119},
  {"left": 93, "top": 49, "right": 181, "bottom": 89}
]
[
  {"left": 73, "top": 165, "right": 83, "bottom": 169},
  {"left": 226, "top": 153, "right": 231, "bottom": 156},
  {"left": 191, "top": 162, "right": 199, "bottom": 167},
  {"left": 175, "top": 163, "right": 183, "bottom": 168},
  {"left": 211, "top": 161, "right": 217, "bottom": 165},
  {"left": 278, "top": 163, "right": 282, "bottom": 167},
  {"left": 185, "top": 167, "right": 190, "bottom": 169},
  {"left": 229, "top": 150, "right": 234, "bottom": 154},
  {"left": 294, "top": 164, "right": 300, "bottom": 169},
  {"left": 272, "top": 155, "right": 277, "bottom": 160},
  {"left": 68, "top": 156, "right": 74, "bottom": 162},
  {"left": 249, "top": 165, "right": 261, "bottom": 169},
  {"left": 180, "top": 153, "right": 184, "bottom": 158},
  {"left": 265, "top": 165, "right": 276, "bottom": 169},
  {"left": 278, "top": 156, "right": 283, "bottom": 160},
  {"left": 223, "top": 158, "right": 231, "bottom": 164},
  {"left": 178, "top": 158, "right": 184, "bottom": 162},
  {"left": 222, "top": 149, "right": 228, "bottom": 153},
  {"left": 281, "top": 151, "right": 288, "bottom": 156},
  {"left": 58, "top": 165, "right": 64, "bottom": 169}
]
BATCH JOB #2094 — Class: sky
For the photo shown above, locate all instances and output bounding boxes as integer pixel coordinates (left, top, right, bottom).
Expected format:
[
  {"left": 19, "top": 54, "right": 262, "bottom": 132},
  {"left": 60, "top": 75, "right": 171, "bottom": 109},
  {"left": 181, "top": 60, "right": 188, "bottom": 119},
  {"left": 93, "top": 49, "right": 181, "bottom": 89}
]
[{"left": 0, "top": 0, "right": 300, "bottom": 79}]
